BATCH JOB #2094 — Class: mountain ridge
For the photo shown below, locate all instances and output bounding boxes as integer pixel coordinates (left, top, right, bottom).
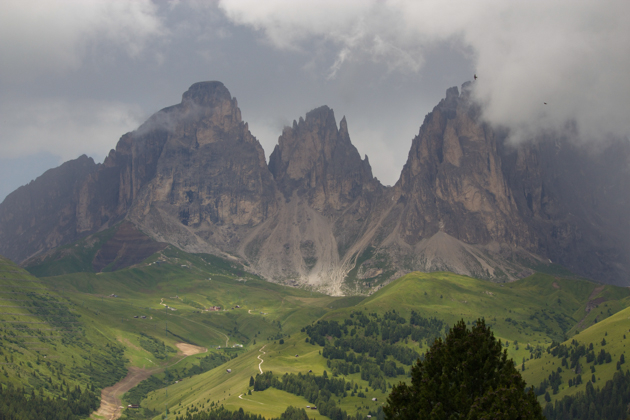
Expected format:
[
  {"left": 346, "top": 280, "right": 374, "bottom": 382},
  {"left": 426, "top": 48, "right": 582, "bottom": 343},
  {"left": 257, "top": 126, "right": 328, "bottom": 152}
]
[{"left": 1, "top": 80, "right": 629, "bottom": 292}]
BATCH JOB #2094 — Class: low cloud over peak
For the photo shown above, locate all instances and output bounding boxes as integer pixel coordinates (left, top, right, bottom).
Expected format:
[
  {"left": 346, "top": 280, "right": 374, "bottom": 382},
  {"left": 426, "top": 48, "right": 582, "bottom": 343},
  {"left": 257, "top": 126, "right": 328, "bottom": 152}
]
[{"left": 219, "top": 0, "right": 630, "bottom": 141}]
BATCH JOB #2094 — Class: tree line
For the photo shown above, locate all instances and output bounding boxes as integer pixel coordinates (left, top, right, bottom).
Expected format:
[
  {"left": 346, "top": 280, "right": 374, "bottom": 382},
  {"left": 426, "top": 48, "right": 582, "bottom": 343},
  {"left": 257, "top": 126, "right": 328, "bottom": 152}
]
[
  {"left": 172, "top": 405, "right": 311, "bottom": 420},
  {"left": 253, "top": 371, "right": 366, "bottom": 420},
  {"left": 302, "top": 310, "right": 443, "bottom": 391},
  {"left": 543, "top": 370, "right": 630, "bottom": 420},
  {"left": 0, "top": 382, "right": 98, "bottom": 420}
]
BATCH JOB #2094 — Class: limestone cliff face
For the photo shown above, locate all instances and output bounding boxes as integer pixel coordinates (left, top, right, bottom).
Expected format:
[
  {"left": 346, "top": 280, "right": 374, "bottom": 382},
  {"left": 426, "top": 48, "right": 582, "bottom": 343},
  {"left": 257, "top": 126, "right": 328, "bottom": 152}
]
[
  {"left": 500, "top": 135, "right": 630, "bottom": 284},
  {"left": 73, "top": 126, "right": 168, "bottom": 235},
  {"left": 269, "top": 106, "right": 378, "bottom": 211},
  {"left": 244, "top": 106, "right": 387, "bottom": 293},
  {"left": 395, "top": 84, "right": 528, "bottom": 247},
  {"left": 345, "top": 84, "right": 541, "bottom": 286},
  {"left": 126, "top": 82, "right": 278, "bottom": 253}
]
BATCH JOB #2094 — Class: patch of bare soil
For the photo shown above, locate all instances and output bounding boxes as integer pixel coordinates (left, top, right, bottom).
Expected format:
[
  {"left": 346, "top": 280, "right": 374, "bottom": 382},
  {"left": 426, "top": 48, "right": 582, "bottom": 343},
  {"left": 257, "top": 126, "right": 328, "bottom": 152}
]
[
  {"left": 586, "top": 297, "right": 606, "bottom": 313},
  {"left": 575, "top": 285, "right": 607, "bottom": 331},
  {"left": 176, "top": 342, "right": 206, "bottom": 356},
  {"left": 94, "top": 367, "right": 154, "bottom": 420}
]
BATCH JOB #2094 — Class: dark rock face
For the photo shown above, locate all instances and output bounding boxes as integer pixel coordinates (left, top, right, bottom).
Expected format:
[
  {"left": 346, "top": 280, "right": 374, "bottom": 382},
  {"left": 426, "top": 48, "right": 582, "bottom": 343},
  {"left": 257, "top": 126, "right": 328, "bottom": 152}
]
[
  {"left": 0, "top": 155, "right": 99, "bottom": 262},
  {"left": 92, "top": 222, "right": 167, "bottom": 272},
  {"left": 2, "top": 81, "right": 629, "bottom": 292}
]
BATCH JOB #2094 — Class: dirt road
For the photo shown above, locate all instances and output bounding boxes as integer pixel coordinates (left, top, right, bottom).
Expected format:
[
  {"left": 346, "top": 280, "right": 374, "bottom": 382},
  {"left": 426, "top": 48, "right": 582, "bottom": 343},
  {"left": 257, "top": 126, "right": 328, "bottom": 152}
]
[
  {"left": 95, "top": 367, "right": 155, "bottom": 420},
  {"left": 93, "top": 342, "right": 206, "bottom": 420}
]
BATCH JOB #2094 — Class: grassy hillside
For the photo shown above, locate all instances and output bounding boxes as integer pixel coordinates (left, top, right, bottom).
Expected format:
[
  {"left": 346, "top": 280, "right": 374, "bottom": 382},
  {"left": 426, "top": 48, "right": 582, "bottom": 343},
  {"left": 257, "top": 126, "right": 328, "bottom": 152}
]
[
  {"left": 319, "top": 272, "right": 629, "bottom": 361},
  {"left": 0, "top": 254, "right": 126, "bottom": 417},
  {"left": 1, "top": 247, "right": 354, "bottom": 419},
  {"left": 39, "top": 246, "right": 347, "bottom": 343},
  {"left": 522, "top": 303, "right": 630, "bottom": 405},
  {"left": 4, "top": 245, "right": 630, "bottom": 420},
  {"left": 131, "top": 271, "right": 630, "bottom": 420}
]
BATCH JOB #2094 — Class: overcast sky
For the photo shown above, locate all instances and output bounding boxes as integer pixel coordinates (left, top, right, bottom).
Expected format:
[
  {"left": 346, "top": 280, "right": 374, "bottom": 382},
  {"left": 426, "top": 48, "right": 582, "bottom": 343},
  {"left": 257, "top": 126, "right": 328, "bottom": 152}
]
[{"left": 1, "top": 0, "right": 628, "bottom": 202}]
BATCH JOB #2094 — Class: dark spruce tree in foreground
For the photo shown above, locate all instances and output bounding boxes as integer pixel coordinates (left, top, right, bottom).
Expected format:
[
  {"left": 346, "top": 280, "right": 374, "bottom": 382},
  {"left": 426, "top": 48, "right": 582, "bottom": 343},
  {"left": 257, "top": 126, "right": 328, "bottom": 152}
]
[{"left": 384, "top": 319, "right": 544, "bottom": 420}]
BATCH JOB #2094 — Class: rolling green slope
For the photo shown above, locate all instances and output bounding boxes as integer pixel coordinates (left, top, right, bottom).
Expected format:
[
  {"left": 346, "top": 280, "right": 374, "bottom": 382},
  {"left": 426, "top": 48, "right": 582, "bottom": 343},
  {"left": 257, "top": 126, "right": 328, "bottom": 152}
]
[
  {"left": 39, "top": 246, "right": 344, "bottom": 343},
  {"left": 5, "top": 243, "right": 630, "bottom": 420},
  {"left": 522, "top": 303, "right": 630, "bottom": 405},
  {"left": 131, "top": 270, "right": 630, "bottom": 420},
  {"left": 1, "top": 247, "right": 353, "bottom": 419},
  {"left": 0, "top": 255, "right": 126, "bottom": 418},
  {"left": 320, "top": 272, "right": 629, "bottom": 361}
]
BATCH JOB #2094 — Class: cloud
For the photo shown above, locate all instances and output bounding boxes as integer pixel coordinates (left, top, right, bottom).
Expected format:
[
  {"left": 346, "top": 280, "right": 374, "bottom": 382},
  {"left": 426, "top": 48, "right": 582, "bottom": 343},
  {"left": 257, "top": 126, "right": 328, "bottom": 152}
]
[
  {"left": 0, "top": 0, "right": 163, "bottom": 81},
  {"left": 0, "top": 97, "right": 144, "bottom": 162},
  {"left": 218, "top": 0, "right": 630, "bottom": 141}
]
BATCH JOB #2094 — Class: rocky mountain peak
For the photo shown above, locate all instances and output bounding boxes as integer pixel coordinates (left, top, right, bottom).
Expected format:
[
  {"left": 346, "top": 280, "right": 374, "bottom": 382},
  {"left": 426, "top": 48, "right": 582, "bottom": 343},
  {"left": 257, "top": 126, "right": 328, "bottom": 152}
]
[
  {"left": 268, "top": 106, "right": 376, "bottom": 211},
  {"left": 339, "top": 115, "right": 349, "bottom": 134},
  {"left": 395, "top": 84, "right": 522, "bottom": 246},
  {"left": 176, "top": 81, "right": 243, "bottom": 143},
  {"left": 444, "top": 86, "right": 460, "bottom": 104},
  {"left": 181, "top": 81, "right": 233, "bottom": 108}
]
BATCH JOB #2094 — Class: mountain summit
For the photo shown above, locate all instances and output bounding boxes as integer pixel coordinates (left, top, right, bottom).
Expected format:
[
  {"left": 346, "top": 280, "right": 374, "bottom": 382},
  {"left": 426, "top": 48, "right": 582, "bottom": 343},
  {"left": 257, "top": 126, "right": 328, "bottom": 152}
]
[
  {"left": 269, "top": 105, "right": 376, "bottom": 210},
  {"left": 1, "top": 81, "right": 629, "bottom": 293}
]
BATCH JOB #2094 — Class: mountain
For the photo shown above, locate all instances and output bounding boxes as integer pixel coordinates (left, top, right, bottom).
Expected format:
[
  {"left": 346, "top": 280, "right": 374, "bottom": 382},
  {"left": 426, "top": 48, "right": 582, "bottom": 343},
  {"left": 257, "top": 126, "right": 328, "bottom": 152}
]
[
  {"left": 347, "top": 83, "right": 630, "bottom": 287},
  {"left": 124, "top": 81, "right": 278, "bottom": 254},
  {"left": 1, "top": 81, "right": 629, "bottom": 292},
  {"left": 0, "top": 155, "right": 100, "bottom": 261}
]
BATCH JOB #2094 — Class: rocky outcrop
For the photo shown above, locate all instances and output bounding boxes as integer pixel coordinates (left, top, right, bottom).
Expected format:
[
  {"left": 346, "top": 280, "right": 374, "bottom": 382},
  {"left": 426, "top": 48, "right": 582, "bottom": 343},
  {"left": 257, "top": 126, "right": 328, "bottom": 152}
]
[
  {"left": 343, "top": 85, "right": 543, "bottom": 287},
  {"left": 395, "top": 84, "right": 528, "bottom": 247},
  {"left": 500, "top": 134, "right": 630, "bottom": 284},
  {"left": 2, "top": 80, "right": 629, "bottom": 292}
]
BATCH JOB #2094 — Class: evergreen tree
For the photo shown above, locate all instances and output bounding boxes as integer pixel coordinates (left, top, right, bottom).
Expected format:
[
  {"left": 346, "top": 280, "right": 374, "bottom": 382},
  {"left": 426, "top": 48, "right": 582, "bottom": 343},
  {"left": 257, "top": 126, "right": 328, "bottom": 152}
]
[{"left": 384, "top": 319, "right": 544, "bottom": 420}]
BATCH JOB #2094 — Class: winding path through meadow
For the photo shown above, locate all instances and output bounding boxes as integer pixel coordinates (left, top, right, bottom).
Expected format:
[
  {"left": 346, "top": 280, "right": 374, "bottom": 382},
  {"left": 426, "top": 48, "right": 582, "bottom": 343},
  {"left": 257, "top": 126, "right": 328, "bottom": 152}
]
[
  {"left": 237, "top": 345, "right": 268, "bottom": 405},
  {"left": 257, "top": 344, "right": 266, "bottom": 374}
]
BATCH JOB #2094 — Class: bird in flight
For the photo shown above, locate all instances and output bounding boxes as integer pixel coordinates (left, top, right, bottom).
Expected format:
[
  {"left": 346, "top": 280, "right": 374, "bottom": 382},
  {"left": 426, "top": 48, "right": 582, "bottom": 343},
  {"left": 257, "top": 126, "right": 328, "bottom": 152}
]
[
  {"left": 474, "top": 74, "right": 478, "bottom": 80},
  {"left": 544, "top": 102, "right": 547, "bottom": 105}
]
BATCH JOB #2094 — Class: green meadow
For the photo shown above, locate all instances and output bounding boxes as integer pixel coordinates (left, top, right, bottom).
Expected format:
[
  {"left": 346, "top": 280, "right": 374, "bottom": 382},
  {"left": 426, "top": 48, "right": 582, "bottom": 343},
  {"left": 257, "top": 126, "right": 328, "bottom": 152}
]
[{"left": 2, "top": 246, "right": 630, "bottom": 420}]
